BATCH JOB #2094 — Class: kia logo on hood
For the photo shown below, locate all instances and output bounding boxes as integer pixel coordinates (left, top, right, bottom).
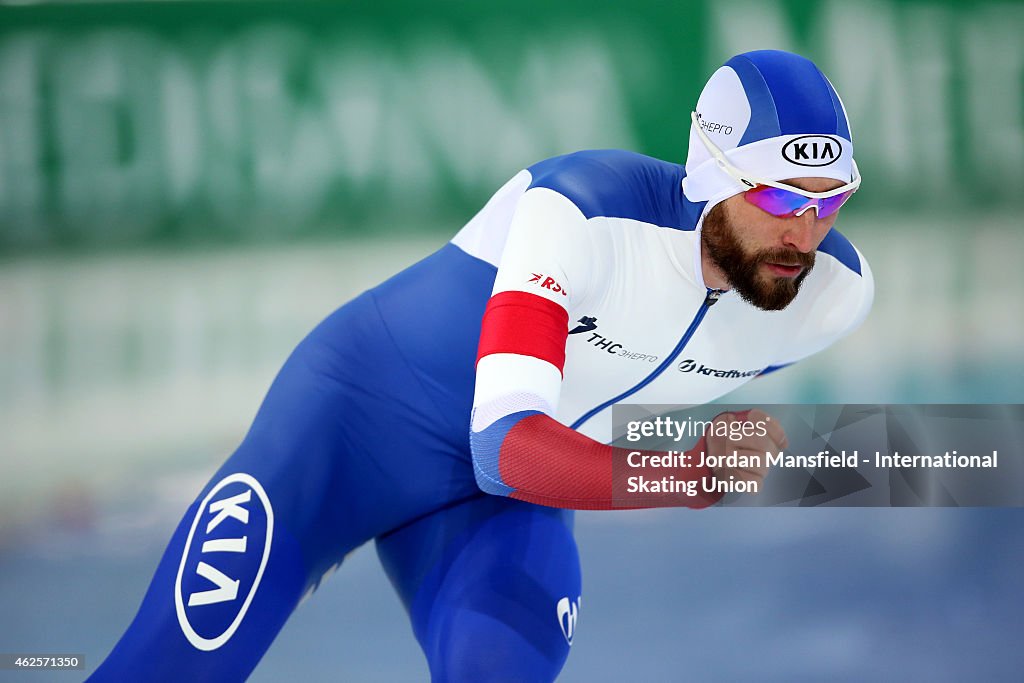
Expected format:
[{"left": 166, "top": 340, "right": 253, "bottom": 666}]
[{"left": 781, "top": 135, "right": 842, "bottom": 167}]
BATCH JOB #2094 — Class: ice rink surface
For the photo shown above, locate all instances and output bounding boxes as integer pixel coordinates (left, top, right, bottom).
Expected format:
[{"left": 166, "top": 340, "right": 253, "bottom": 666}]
[{"left": 1, "top": 473, "right": 1023, "bottom": 682}]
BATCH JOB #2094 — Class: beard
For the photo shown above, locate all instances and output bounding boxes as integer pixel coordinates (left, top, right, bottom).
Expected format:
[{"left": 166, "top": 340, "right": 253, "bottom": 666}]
[{"left": 701, "top": 202, "right": 815, "bottom": 311}]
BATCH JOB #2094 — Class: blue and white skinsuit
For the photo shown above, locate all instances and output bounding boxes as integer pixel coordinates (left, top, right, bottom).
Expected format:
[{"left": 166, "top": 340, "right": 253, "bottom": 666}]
[{"left": 88, "top": 50, "right": 873, "bottom": 682}]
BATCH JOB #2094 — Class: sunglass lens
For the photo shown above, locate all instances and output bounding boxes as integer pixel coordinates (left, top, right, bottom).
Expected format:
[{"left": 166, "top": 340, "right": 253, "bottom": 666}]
[
  {"left": 746, "top": 186, "right": 856, "bottom": 218},
  {"left": 817, "top": 190, "right": 855, "bottom": 218},
  {"left": 744, "top": 186, "right": 808, "bottom": 217}
]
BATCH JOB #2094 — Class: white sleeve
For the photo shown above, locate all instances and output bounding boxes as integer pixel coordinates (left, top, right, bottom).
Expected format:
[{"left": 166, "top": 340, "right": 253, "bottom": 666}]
[{"left": 471, "top": 186, "right": 593, "bottom": 431}]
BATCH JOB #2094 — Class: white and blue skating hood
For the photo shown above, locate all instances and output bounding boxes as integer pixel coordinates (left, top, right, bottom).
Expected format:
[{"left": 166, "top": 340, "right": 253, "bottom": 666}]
[{"left": 683, "top": 50, "right": 857, "bottom": 208}]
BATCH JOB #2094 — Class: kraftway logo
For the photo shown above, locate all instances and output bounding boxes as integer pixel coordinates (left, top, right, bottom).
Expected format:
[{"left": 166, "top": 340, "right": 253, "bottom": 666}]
[
  {"left": 782, "top": 135, "right": 842, "bottom": 167},
  {"left": 528, "top": 272, "right": 568, "bottom": 296},
  {"left": 557, "top": 595, "right": 581, "bottom": 646},
  {"left": 175, "top": 472, "right": 274, "bottom": 651},
  {"left": 678, "top": 358, "right": 764, "bottom": 379}
]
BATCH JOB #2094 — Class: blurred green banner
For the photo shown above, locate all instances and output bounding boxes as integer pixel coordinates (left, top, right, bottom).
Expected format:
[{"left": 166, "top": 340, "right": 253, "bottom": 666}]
[{"left": 1, "top": 0, "right": 1021, "bottom": 251}]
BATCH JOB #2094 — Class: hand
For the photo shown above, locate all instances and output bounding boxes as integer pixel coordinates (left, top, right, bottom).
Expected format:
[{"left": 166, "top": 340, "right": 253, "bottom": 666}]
[{"left": 703, "top": 409, "right": 788, "bottom": 491}]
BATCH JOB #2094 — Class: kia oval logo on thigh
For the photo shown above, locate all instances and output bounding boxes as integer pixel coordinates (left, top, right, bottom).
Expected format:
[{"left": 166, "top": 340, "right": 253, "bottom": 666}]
[
  {"left": 781, "top": 135, "right": 842, "bottom": 167},
  {"left": 175, "top": 473, "right": 274, "bottom": 651}
]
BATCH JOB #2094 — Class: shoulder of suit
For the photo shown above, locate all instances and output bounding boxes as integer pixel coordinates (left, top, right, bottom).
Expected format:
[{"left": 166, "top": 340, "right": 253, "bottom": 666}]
[{"left": 525, "top": 150, "right": 702, "bottom": 231}]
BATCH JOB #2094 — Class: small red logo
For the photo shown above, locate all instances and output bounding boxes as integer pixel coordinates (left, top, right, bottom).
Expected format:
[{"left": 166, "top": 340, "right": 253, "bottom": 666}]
[{"left": 528, "top": 273, "right": 568, "bottom": 296}]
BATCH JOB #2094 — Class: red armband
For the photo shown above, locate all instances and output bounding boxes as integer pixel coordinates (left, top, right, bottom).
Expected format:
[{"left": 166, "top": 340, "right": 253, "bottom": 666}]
[{"left": 476, "top": 291, "right": 569, "bottom": 374}]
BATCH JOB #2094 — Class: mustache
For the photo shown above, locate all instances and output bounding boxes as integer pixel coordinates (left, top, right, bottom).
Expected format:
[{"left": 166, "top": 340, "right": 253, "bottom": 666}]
[{"left": 755, "top": 247, "right": 816, "bottom": 269}]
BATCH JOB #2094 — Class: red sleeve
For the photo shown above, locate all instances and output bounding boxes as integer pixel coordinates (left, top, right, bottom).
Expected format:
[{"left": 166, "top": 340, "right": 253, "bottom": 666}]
[{"left": 497, "top": 414, "right": 723, "bottom": 510}]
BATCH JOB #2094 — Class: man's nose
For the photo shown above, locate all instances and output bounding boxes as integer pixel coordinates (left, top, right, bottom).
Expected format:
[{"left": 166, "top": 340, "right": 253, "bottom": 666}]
[{"left": 781, "top": 210, "right": 820, "bottom": 253}]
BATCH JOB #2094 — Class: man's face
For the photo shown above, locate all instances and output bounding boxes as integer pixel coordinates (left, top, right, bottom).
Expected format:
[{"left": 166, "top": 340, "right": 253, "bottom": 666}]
[{"left": 701, "top": 177, "right": 843, "bottom": 311}]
